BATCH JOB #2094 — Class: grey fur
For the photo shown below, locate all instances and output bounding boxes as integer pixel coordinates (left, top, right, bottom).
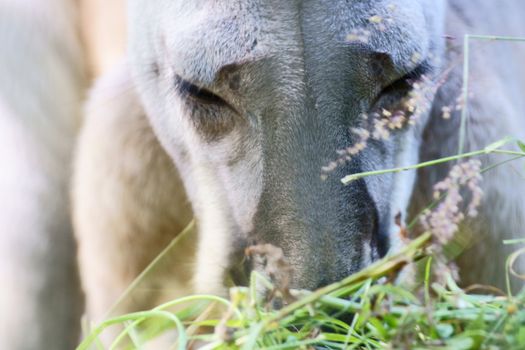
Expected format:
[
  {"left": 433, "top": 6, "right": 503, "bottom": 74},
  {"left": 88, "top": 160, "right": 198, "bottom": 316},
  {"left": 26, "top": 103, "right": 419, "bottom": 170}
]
[
  {"left": 129, "top": 0, "right": 393, "bottom": 290},
  {"left": 129, "top": 0, "right": 525, "bottom": 291}
]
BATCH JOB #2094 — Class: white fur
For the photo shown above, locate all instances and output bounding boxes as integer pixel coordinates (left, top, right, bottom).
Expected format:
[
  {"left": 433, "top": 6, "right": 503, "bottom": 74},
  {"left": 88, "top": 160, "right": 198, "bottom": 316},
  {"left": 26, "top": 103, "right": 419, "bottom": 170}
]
[{"left": 0, "top": 0, "right": 86, "bottom": 348}]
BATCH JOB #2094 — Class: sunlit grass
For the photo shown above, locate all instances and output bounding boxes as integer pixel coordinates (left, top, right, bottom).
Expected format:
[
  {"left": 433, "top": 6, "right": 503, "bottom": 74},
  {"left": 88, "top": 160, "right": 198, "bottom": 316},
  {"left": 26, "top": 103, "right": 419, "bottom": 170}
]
[{"left": 78, "top": 228, "right": 524, "bottom": 349}]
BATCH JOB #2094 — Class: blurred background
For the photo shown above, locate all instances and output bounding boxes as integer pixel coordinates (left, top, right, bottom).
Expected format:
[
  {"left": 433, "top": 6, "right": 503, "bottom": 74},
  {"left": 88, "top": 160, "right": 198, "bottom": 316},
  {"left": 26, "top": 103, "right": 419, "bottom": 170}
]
[
  {"left": 0, "top": 0, "right": 125, "bottom": 348},
  {"left": 81, "top": 0, "right": 126, "bottom": 78}
]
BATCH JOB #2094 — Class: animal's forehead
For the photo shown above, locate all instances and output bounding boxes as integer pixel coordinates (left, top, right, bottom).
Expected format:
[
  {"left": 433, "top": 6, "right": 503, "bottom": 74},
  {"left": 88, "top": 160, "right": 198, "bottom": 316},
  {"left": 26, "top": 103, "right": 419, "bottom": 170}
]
[{"left": 137, "top": 0, "right": 436, "bottom": 84}]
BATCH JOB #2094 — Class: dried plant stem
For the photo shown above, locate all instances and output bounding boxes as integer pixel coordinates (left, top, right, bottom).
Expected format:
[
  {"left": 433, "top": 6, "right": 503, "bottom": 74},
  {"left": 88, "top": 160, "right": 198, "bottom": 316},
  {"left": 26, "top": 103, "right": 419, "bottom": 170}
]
[
  {"left": 458, "top": 35, "right": 525, "bottom": 155},
  {"left": 341, "top": 147, "right": 524, "bottom": 185},
  {"left": 458, "top": 34, "right": 470, "bottom": 155},
  {"left": 407, "top": 154, "right": 525, "bottom": 229},
  {"left": 467, "top": 35, "right": 525, "bottom": 42}
]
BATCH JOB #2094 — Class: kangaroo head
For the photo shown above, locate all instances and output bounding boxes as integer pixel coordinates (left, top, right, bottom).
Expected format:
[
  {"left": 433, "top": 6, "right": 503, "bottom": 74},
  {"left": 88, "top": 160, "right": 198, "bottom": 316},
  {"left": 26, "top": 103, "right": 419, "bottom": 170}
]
[{"left": 128, "top": 0, "right": 446, "bottom": 291}]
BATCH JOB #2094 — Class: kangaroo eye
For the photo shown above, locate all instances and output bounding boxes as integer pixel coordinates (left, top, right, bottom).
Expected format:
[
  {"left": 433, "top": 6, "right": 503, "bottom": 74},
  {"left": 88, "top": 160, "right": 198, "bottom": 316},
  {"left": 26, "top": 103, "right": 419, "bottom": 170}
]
[
  {"left": 175, "top": 75, "right": 228, "bottom": 107},
  {"left": 378, "top": 62, "right": 430, "bottom": 97}
]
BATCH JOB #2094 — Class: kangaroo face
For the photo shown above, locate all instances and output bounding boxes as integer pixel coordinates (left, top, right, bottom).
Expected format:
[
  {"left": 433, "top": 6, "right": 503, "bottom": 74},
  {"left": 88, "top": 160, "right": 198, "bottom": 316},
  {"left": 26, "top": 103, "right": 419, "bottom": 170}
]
[{"left": 129, "top": 0, "right": 446, "bottom": 290}]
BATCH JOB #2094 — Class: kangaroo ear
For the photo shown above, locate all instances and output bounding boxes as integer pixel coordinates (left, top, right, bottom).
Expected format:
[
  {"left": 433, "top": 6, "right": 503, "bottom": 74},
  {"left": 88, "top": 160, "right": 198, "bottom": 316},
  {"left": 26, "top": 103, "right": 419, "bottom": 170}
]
[{"left": 73, "top": 61, "right": 195, "bottom": 333}]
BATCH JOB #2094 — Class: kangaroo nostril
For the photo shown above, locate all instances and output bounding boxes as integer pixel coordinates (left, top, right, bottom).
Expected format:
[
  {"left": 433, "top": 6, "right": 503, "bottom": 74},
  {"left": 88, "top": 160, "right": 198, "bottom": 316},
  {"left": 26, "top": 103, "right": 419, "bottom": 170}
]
[{"left": 375, "top": 228, "right": 390, "bottom": 258}]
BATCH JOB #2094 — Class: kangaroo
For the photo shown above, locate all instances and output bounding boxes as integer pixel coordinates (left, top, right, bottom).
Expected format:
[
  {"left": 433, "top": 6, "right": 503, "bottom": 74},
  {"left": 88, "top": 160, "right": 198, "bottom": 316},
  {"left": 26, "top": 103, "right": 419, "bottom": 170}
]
[
  {"left": 2, "top": 1, "right": 525, "bottom": 349},
  {"left": 74, "top": 0, "right": 525, "bottom": 327}
]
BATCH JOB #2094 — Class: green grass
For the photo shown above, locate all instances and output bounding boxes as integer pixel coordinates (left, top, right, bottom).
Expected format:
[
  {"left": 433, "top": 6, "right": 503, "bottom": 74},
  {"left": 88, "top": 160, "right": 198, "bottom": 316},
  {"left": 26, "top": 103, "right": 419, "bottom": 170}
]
[{"left": 77, "top": 230, "right": 525, "bottom": 349}]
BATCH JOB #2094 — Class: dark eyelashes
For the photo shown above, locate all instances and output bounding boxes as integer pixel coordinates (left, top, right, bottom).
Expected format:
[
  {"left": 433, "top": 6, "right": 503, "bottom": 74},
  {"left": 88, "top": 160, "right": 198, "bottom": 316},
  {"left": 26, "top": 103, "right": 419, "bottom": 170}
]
[
  {"left": 404, "top": 61, "right": 431, "bottom": 83},
  {"left": 173, "top": 60, "right": 430, "bottom": 112},
  {"left": 174, "top": 75, "right": 229, "bottom": 107},
  {"left": 377, "top": 61, "right": 431, "bottom": 97}
]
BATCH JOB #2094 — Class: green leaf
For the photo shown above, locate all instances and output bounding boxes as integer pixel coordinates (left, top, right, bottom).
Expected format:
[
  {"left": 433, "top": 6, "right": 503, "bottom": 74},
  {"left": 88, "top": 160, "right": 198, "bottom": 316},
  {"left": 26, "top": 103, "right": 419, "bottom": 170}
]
[
  {"left": 518, "top": 140, "right": 525, "bottom": 153},
  {"left": 484, "top": 136, "right": 514, "bottom": 153},
  {"left": 367, "top": 317, "right": 388, "bottom": 339},
  {"left": 436, "top": 323, "right": 454, "bottom": 339},
  {"left": 517, "top": 326, "right": 525, "bottom": 346},
  {"left": 446, "top": 336, "right": 475, "bottom": 350},
  {"left": 503, "top": 238, "right": 525, "bottom": 245}
]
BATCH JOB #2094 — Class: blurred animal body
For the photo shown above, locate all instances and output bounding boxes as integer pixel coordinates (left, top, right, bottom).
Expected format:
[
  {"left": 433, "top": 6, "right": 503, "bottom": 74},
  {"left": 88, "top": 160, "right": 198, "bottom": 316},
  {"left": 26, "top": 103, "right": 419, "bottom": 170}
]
[
  {"left": 0, "top": 0, "right": 85, "bottom": 348},
  {"left": 1, "top": 1, "right": 525, "bottom": 349}
]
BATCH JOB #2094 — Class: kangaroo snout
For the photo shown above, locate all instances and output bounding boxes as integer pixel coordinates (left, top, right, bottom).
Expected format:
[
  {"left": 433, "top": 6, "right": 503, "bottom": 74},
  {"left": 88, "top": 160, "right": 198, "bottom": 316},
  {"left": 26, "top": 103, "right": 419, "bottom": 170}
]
[{"left": 246, "top": 171, "right": 382, "bottom": 290}]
